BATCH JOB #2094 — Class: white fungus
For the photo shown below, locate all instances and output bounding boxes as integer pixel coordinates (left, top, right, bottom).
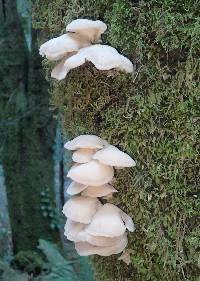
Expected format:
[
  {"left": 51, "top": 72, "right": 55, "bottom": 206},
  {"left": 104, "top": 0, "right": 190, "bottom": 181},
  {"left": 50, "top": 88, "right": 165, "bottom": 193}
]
[
  {"left": 39, "top": 33, "right": 90, "bottom": 61},
  {"left": 55, "top": 44, "right": 134, "bottom": 79},
  {"left": 67, "top": 160, "right": 114, "bottom": 186},
  {"left": 66, "top": 19, "right": 107, "bottom": 43},
  {"left": 66, "top": 181, "right": 87, "bottom": 195},
  {"left": 93, "top": 145, "right": 136, "bottom": 167},
  {"left": 85, "top": 203, "right": 135, "bottom": 237},
  {"left": 62, "top": 196, "right": 101, "bottom": 224},
  {"left": 81, "top": 184, "right": 118, "bottom": 197},
  {"left": 75, "top": 233, "right": 128, "bottom": 256},
  {"left": 64, "top": 219, "right": 85, "bottom": 242},
  {"left": 77, "top": 231, "right": 127, "bottom": 247},
  {"left": 64, "top": 134, "right": 107, "bottom": 150},
  {"left": 72, "top": 148, "right": 96, "bottom": 163}
]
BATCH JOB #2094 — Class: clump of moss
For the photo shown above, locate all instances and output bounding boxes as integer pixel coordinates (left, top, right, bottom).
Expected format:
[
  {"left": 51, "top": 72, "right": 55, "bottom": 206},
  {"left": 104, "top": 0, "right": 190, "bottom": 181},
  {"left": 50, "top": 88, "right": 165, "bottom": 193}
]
[{"left": 33, "top": 0, "right": 200, "bottom": 280}]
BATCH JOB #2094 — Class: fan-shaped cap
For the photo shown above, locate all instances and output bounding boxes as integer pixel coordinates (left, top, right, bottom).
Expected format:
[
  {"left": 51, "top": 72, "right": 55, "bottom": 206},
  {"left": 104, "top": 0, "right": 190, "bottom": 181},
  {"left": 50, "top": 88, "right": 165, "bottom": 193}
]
[
  {"left": 62, "top": 196, "right": 102, "bottom": 223},
  {"left": 52, "top": 45, "right": 134, "bottom": 80},
  {"left": 59, "top": 44, "right": 134, "bottom": 79},
  {"left": 67, "top": 160, "right": 114, "bottom": 186},
  {"left": 66, "top": 19, "right": 107, "bottom": 43},
  {"left": 93, "top": 145, "right": 136, "bottom": 167},
  {"left": 85, "top": 203, "right": 135, "bottom": 237},
  {"left": 81, "top": 184, "right": 117, "bottom": 197},
  {"left": 72, "top": 148, "right": 96, "bottom": 163},
  {"left": 39, "top": 33, "right": 90, "bottom": 61},
  {"left": 77, "top": 230, "right": 126, "bottom": 247},
  {"left": 51, "top": 52, "right": 76, "bottom": 80},
  {"left": 64, "top": 219, "right": 85, "bottom": 242},
  {"left": 66, "top": 181, "right": 87, "bottom": 195},
  {"left": 75, "top": 233, "right": 128, "bottom": 256},
  {"left": 64, "top": 135, "right": 107, "bottom": 150}
]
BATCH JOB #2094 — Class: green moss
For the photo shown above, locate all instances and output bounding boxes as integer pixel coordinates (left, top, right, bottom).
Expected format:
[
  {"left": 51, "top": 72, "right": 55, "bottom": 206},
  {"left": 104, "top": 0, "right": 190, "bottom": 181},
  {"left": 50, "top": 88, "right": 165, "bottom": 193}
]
[{"left": 33, "top": 0, "right": 200, "bottom": 280}]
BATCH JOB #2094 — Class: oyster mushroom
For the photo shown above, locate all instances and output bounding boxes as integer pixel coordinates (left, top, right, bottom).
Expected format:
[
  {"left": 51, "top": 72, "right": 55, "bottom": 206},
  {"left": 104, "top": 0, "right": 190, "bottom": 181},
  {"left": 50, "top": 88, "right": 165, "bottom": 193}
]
[
  {"left": 64, "top": 219, "right": 85, "bottom": 242},
  {"left": 62, "top": 196, "right": 102, "bottom": 224},
  {"left": 81, "top": 184, "right": 118, "bottom": 197},
  {"left": 77, "top": 230, "right": 127, "bottom": 247},
  {"left": 66, "top": 181, "right": 87, "bottom": 195},
  {"left": 93, "top": 145, "right": 136, "bottom": 168},
  {"left": 67, "top": 160, "right": 114, "bottom": 186},
  {"left": 39, "top": 33, "right": 90, "bottom": 61},
  {"left": 64, "top": 135, "right": 107, "bottom": 150},
  {"left": 85, "top": 203, "right": 135, "bottom": 237},
  {"left": 66, "top": 19, "right": 107, "bottom": 43},
  {"left": 53, "top": 44, "right": 134, "bottom": 80},
  {"left": 72, "top": 148, "right": 96, "bottom": 163},
  {"left": 75, "top": 232, "right": 128, "bottom": 256}
]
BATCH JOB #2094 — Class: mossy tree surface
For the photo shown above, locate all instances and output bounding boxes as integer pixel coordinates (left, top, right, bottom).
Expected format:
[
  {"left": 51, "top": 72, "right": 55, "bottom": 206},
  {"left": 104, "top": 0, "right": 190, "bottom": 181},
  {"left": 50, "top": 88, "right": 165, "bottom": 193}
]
[{"left": 33, "top": 0, "right": 200, "bottom": 280}]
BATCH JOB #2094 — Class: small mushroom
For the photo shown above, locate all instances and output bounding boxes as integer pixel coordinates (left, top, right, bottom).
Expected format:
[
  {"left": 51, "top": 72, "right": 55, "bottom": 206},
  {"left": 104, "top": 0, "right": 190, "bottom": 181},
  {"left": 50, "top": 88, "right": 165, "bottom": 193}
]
[
  {"left": 64, "top": 219, "right": 85, "bottom": 242},
  {"left": 93, "top": 145, "right": 136, "bottom": 168},
  {"left": 81, "top": 184, "right": 118, "bottom": 197},
  {"left": 66, "top": 19, "right": 107, "bottom": 43},
  {"left": 66, "top": 181, "right": 87, "bottom": 195},
  {"left": 64, "top": 135, "right": 107, "bottom": 150},
  {"left": 85, "top": 203, "right": 135, "bottom": 237},
  {"left": 53, "top": 44, "right": 134, "bottom": 80},
  {"left": 62, "top": 196, "right": 102, "bottom": 223},
  {"left": 67, "top": 160, "right": 114, "bottom": 186},
  {"left": 72, "top": 148, "right": 96, "bottom": 163},
  {"left": 77, "top": 230, "right": 127, "bottom": 247},
  {"left": 39, "top": 33, "right": 90, "bottom": 61},
  {"left": 75, "top": 233, "right": 128, "bottom": 256}
]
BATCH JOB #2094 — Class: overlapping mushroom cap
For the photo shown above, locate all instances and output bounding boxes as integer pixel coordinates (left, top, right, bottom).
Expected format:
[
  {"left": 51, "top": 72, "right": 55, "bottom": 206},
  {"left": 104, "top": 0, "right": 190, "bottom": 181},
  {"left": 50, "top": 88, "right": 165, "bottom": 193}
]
[
  {"left": 85, "top": 203, "right": 135, "bottom": 237},
  {"left": 62, "top": 196, "right": 101, "bottom": 223},
  {"left": 66, "top": 19, "right": 107, "bottom": 43},
  {"left": 81, "top": 184, "right": 117, "bottom": 197},
  {"left": 55, "top": 44, "right": 134, "bottom": 80},
  {"left": 67, "top": 160, "right": 114, "bottom": 186},
  {"left": 93, "top": 145, "right": 136, "bottom": 167},
  {"left": 64, "top": 219, "right": 85, "bottom": 242},
  {"left": 39, "top": 33, "right": 89, "bottom": 61},
  {"left": 72, "top": 148, "right": 96, "bottom": 163},
  {"left": 64, "top": 134, "right": 107, "bottom": 150},
  {"left": 66, "top": 181, "right": 87, "bottom": 195},
  {"left": 77, "top": 230, "right": 126, "bottom": 247},
  {"left": 67, "top": 181, "right": 117, "bottom": 197},
  {"left": 75, "top": 233, "right": 128, "bottom": 256}
]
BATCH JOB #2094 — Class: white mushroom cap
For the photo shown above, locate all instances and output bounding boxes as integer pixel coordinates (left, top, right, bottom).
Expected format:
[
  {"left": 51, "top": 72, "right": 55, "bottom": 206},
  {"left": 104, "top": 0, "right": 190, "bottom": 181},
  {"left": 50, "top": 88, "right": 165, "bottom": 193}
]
[
  {"left": 60, "top": 44, "right": 134, "bottom": 78},
  {"left": 62, "top": 196, "right": 102, "bottom": 223},
  {"left": 85, "top": 203, "right": 135, "bottom": 237},
  {"left": 81, "top": 184, "right": 118, "bottom": 197},
  {"left": 67, "top": 160, "right": 114, "bottom": 186},
  {"left": 93, "top": 145, "right": 136, "bottom": 167},
  {"left": 51, "top": 53, "right": 76, "bottom": 80},
  {"left": 75, "top": 233, "right": 128, "bottom": 256},
  {"left": 64, "top": 219, "right": 85, "bottom": 242},
  {"left": 66, "top": 19, "right": 107, "bottom": 43},
  {"left": 72, "top": 148, "right": 96, "bottom": 163},
  {"left": 66, "top": 181, "right": 87, "bottom": 195},
  {"left": 64, "top": 135, "right": 107, "bottom": 150},
  {"left": 77, "top": 230, "right": 126, "bottom": 247},
  {"left": 39, "top": 33, "right": 89, "bottom": 61}
]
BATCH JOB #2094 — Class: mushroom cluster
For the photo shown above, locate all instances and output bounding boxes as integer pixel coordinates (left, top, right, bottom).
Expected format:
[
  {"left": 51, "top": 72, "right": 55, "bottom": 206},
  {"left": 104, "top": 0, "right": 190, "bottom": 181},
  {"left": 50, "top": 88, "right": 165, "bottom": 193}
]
[
  {"left": 39, "top": 19, "right": 134, "bottom": 80},
  {"left": 63, "top": 135, "right": 136, "bottom": 256}
]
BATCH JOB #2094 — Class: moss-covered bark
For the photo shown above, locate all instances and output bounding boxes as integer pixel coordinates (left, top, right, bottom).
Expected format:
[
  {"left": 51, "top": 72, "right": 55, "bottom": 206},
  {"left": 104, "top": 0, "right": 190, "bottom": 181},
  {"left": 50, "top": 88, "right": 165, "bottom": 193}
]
[
  {"left": 32, "top": 0, "right": 200, "bottom": 280},
  {"left": 0, "top": 0, "right": 59, "bottom": 252}
]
